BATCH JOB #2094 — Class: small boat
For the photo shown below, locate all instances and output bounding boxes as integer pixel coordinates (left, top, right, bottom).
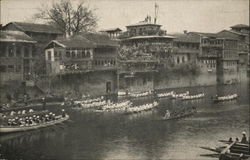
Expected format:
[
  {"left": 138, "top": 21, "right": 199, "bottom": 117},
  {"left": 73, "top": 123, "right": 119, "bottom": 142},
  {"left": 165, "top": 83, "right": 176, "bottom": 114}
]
[
  {"left": 157, "top": 91, "right": 174, "bottom": 98},
  {"left": 0, "top": 115, "right": 69, "bottom": 133},
  {"left": 182, "top": 93, "right": 205, "bottom": 100},
  {"left": 125, "top": 101, "right": 159, "bottom": 114},
  {"left": 213, "top": 94, "right": 238, "bottom": 102},
  {"left": 118, "top": 91, "right": 130, "bottom": 96},
  {"left": 130, "top": 91, "right": 152, "bottom": 98},
  {"left": 162, "top": 110, "right": 197, "bottom": 121},
  {"left": 201, "top": 140, "right": 250, "bottom": 160},
  {"left": 171, "top": 91, "right": 189, "bottom": 99}
]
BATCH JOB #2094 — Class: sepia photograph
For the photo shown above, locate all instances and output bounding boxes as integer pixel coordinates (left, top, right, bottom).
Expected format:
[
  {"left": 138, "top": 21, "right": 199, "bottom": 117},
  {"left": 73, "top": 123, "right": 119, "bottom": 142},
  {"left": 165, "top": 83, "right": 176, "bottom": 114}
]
[{"left": 0, "top": 0, "right": 249, "bottom": 159}]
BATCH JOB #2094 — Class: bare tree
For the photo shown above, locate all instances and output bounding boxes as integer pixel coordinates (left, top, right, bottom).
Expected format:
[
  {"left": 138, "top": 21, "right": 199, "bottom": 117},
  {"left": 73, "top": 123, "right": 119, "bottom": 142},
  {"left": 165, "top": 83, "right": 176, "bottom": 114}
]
[{"left": 35, "top": 0, "right": 97, "bottom": 37}]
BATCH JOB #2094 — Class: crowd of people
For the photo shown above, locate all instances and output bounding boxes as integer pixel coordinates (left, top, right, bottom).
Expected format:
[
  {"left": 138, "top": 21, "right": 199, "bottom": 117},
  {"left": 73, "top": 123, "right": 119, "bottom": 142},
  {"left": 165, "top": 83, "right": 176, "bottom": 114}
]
[
  {"left": 118, "top": 43, "right": 173, "bottom": 61},
  {"left": 182, "top": 93, "right": 205, "bottom": 100},
  {"left": 102, "top": 100, "right": 132, "bottom": 110},
  {"left": 2, "top": 109, "right": 66, "bottom": 127},
  {"left": 216, "top": 94, "right": 238, "bottom": 101},
  {"left": 126, "top": 101, "right": 159, "bottom": 113}
]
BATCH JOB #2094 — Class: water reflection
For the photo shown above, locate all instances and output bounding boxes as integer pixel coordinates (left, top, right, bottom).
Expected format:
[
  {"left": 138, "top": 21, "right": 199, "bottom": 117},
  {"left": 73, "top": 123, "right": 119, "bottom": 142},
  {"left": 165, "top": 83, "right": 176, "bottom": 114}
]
[{"left": 0, "top": 83, "right": 249, "bottom": 160}]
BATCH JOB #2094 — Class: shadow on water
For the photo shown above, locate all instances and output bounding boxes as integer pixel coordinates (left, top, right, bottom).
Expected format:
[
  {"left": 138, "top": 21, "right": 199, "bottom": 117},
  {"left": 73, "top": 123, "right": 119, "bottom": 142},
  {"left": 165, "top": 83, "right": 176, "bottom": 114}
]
[{"left": 0, "top": 83, "right": 249, "bottom": 160}]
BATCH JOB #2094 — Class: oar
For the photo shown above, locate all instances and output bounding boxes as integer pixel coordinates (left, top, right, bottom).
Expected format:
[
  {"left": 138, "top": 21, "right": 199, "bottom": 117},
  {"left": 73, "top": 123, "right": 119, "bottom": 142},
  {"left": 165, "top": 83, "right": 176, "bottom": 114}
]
[
  {"left": 200, "top": 146, "right": 220, "bottom": 153},
  {"left": 200, "top": 153, "right": 219, "bottom": 158}
]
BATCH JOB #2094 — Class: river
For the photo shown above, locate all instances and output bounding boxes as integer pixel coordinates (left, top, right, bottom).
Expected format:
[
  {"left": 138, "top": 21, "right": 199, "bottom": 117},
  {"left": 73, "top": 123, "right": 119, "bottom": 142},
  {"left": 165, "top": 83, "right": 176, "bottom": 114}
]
[{"left": 0, "top": 82, "right": 249, "bottom": 160}]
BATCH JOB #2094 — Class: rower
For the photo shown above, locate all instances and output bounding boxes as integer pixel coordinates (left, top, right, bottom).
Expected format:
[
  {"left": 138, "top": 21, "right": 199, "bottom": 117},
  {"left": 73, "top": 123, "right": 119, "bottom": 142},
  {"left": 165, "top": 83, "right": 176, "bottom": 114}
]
[
  {"left": 241, "top": 131, "right": 247, "bottom": 144},
  {"left": 62, "top": 109, "right": 66, "bottom": 117},
  {"left": 164, "top": 110, "right": 171, "bottom": 119},
  {"left": 42, "top": 97, "right": 46, "bottom": 110}
]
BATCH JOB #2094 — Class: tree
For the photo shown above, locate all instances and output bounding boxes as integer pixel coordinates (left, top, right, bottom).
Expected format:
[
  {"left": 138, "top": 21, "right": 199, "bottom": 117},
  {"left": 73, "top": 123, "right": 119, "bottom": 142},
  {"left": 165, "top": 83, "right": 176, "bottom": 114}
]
[{"left": 35, "top": 0, "right": 97, "bottom": 37}]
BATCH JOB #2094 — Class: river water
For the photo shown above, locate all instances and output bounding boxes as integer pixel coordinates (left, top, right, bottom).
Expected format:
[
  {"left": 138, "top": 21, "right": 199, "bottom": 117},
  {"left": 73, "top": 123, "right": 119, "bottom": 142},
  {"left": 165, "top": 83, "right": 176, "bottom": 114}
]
[{"left": 0, "top": 83, "right": 249, "bottom": 160}]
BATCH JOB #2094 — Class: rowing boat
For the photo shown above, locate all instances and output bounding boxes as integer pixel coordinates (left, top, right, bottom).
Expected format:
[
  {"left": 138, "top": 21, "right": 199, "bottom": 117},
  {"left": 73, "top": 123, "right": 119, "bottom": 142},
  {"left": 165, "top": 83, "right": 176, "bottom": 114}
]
[
  {"left": 0, "top": 115, "right": 69, "bottom": 133},
  {"left": 213, "top": 94, "right": 238, "bottom": 102},
  {"left": 162, "top": 110, "right": 197, "bottom": 121}
]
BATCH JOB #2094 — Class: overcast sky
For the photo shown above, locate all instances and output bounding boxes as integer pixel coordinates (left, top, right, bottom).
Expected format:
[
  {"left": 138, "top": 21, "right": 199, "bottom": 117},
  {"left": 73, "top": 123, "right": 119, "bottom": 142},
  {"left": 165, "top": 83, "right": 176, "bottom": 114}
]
[{"left": 1, "top": 0, "right": 249, "bottom": 33}]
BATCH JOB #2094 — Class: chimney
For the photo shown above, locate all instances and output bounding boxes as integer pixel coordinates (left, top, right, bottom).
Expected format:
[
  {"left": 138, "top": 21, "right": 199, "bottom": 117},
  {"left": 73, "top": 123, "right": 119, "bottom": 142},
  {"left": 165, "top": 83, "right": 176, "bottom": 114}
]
[{"left": 183, "top": 30, "right": 188, "bottom": 34}]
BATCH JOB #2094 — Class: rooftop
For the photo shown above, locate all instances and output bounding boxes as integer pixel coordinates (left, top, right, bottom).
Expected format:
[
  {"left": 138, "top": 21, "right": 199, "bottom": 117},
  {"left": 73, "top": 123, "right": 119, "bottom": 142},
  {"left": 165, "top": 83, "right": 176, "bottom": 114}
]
[
  {"left": 4, "top": 22, "right": 63, "bottom": 34},
  {"left": 230, "top": 24, "right": 249, "bottom": 29},
  {"left": 99, "top": 28, "right": 122, "bottom": 32},
  {"left": 46, "top": 32, "right": 119, "bottom": 49},
  {"left": 171, "top": 33, "right": 200, "bottom": 43},
  {"left": 79, "top": 32, "right": 119, "bottom": 47},
  {"left": 124, "top": 35, "right": 175, "bottom": 40},
  {"left": 0, "top": 30, "right": 36, "bottom": 43},
  {"left": 50, "top": 35, "right": 95, "bottom": 49},
  {"left": 126, "top": 21, "right": 161, "bottom": 27}
]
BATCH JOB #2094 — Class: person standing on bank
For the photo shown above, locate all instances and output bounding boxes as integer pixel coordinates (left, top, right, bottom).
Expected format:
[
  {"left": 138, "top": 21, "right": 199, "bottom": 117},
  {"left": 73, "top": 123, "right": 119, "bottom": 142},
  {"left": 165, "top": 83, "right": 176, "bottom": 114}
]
[
  {"left": 42, "top": 97, "right": 46, "bottom": 110},
  {"left": 241, "top": 131, "right": 247, "bottom": 144}
]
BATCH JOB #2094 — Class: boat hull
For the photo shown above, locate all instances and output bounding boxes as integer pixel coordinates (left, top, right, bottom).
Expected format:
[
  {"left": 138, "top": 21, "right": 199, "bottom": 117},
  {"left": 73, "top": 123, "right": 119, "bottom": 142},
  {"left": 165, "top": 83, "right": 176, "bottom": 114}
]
[{"left": 0, "top": 115, "right": 69, "bottom": 133}]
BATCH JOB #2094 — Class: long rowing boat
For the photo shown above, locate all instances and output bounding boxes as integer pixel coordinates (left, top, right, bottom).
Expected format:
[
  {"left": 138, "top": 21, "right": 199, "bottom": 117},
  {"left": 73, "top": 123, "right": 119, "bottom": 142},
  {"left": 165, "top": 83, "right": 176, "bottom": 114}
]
[
  {"left": 0, "top": 115, "right": 69, "bottom": 133},
  {"left": 213, "top": 94, "right": 238, "bottom": 102},
  {"left": 162, "top": 110, "right": 197, "bottom": 121}
]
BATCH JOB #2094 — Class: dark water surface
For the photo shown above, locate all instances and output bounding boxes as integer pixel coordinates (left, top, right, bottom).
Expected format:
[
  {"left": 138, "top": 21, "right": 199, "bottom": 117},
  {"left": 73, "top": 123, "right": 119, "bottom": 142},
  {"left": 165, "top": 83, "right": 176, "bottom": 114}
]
[{"left": 1, "top": 83, "right": 249, "bottom": 160}]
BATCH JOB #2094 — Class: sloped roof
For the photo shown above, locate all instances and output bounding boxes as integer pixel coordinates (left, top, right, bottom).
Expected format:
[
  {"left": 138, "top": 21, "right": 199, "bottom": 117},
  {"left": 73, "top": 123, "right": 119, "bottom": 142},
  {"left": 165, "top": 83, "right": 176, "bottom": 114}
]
[
  {"left": 0, "top": 30, "right": 36, "bottom": 43},
  {"left": 79, "top": 32, "right": 119, "bottom": 47},
  {"left": 126, "top": 21, "right": 161, "bottom": 27},
  {"left": 4, "top": 22, "right": 63, "bottom": 34},
  {"left": 188, "top": 32, "right": 217, "bottom": 38},
  {"left": 217, "top": 30, "right": 248, "bottom": 36},
  {"left": 48, "top": 35, "right": 95, "bottom": 49},
  {"left": 99, "top": 28, "right": 122, "bottom": 32},
  {"left": 124, "top": 35, "right": 175, "bottom": 40},
  {"left": 172, "top": 33, "right": 200, "bottom": 43},
  {"left": 231, "top": 24, "right": 249, "bottom": 29}
]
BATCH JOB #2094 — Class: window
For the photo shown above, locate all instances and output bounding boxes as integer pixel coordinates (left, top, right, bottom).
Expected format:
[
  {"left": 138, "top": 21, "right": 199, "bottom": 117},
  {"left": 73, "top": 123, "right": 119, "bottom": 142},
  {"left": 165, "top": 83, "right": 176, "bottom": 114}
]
[
  {"left": 59, "top": 51, "right": 62, "bottom": 60},
  {"left": 8, "top": 45, "right": 14, "bottom": 57},
  {"left": 81, "top": 51, "right": 85, "bottom": 58},
  {"left": 71, "top": 51, "right": 76, "bottom": 58},
  {"left": 47, "top": 51, "right": 51, "bottom": 60},
  {"left": 16, "top": 65, "right": 22, "bottom": 72},
  {"left": 54, "top": 51, "right": 58, "bottom": 57},
  {"left": 177, "top": 57, "right": 180, "bottom": 64},
  {"left": 0, "top": 65, "right": 7, "bottom": 72},
  {"left": 16, "top": 46, "right": 21, "bottom": 57},
  {"left": 66, "top": 51, "right": 70, "bottom": 58},
  {"left": 7, "top": 65, "right": 14, "bottom": 72},
  {"left": 24, "top": 46, "right": 30, "bottom": 57},
  {"left": 77, "top": 51, "right": 81, "bottom": 58},
  {"left": 182, "top": 56, "right": 185, "bottom": 63},
  {"left": 0, "top": 45, "right": 6, "bottom": 57}
]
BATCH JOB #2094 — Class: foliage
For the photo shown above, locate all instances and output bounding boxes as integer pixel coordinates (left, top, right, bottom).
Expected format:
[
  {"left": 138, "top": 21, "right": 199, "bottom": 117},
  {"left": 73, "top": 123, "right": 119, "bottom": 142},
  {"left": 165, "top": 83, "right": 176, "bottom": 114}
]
[{"left": 34, "top": 0, "right": 98, "bottom": 36}]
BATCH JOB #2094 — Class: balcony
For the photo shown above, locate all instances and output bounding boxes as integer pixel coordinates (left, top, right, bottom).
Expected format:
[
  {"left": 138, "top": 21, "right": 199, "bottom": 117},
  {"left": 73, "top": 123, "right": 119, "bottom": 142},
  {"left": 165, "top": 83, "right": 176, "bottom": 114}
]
[{"left": 201, "top": 43, "right": 223, "bottom": 48}]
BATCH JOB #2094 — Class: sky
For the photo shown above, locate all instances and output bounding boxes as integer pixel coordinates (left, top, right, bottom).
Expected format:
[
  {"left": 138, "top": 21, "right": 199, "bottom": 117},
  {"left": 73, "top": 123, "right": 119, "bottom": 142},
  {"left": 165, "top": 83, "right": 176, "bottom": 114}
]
[{"left": 0, "top": 0, "right": 249, "bottom": 33}]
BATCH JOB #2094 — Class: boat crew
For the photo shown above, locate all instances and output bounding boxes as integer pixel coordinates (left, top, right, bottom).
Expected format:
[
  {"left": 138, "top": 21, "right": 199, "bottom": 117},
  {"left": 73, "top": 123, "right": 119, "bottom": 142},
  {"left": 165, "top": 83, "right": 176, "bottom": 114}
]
[{"left": 241, "top": 131, "right": 247, "bottom": 144}]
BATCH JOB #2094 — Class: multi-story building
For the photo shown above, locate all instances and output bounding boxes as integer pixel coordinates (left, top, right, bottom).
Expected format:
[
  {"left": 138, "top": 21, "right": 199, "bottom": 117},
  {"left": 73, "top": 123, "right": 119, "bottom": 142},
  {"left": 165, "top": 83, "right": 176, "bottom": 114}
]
[
  {"left": 3, "top": 22, "right": 63, "bottom": 44},
  {"left": 117, "top": 17, "right": 174, "bottom": 92},
  {"left": 172, "top": 33, "right": 200, "bottom": 66},
  {"left": 0, "top": 31, "right": 37, "bottom": 84},
  {"left": 0, "top": 30, "right": 37, "bottom": 101},
  {"left": 43, "top": 33, "right": 119, "bottom": 96}
]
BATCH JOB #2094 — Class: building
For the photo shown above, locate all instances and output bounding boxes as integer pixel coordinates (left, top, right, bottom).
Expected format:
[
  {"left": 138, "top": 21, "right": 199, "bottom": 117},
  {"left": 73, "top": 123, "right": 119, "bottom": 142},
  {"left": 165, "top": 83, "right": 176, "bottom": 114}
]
[
  {"left": 43, "top": 33, "right": 119, "bottom": 96},
  {"left": 117, "top": 17, "right": 174, "bottom": 92},
  {"left": 0, "top": 31, "right": 37, "bottom": 84},
  {"left": 3, "top": 22, "right": 64, "bottom": 75},
  {"left": 3, "top": 22, "right": 63, "bottom": 44},
  {"left": 99, "top": 28, "right": 122, "bottom": 39},
  {"left": 172, "top": 33, "right": 200, "bottom": 65},
  {"left": 0, "top": 30, "right": 38, "bottom": 101}
]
